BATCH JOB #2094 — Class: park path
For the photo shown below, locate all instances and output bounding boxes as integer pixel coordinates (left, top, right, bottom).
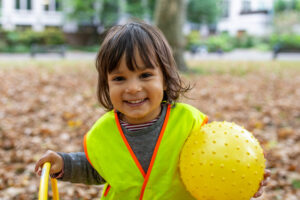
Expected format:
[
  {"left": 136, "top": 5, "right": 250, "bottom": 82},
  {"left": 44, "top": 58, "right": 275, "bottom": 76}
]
[{"left": 185, "top": 49, "right": 300, "bottom": 61}]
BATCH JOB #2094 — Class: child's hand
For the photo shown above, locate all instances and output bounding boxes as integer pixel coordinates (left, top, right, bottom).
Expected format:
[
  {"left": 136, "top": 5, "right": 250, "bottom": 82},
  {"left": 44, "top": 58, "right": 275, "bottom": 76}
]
[
  {"left": 35, "top": 150, "right": 63, "bottom": 176},
  {"left": 253, "top": 169, "right": 271, "bottom": 198}
]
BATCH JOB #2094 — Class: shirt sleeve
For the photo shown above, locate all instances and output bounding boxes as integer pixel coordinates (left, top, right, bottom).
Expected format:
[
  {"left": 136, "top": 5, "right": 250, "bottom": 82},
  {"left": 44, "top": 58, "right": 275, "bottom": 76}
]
[{"left": 57, "top": 152, "right": 106, "bottom": 185}]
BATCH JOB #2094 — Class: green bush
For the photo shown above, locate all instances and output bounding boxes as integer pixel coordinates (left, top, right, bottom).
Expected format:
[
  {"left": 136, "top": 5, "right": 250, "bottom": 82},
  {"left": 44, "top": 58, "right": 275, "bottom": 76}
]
[
  {"left": 205, "top": 34, "right": 234, "bottom": 52},
  {"left": 186, "top": 31, "right": 202, "bottom": 50},
  {"left": 270, "top": 34, "right": 300, "bottom": 49},
  {"left": 10, "top": 45, "right": 30, "bottom": 53},
  {"left": 0, "top": 40, "right": 7, "bottom": 52},
  {"left": 20, "top": 30, "right": 44, "bottom": 45},
  {"left": 186, "top": 31, "right": 277, "bottom": 52},
  {"left": 186, "top": 32, "right": 234, "bottom": 52},
  {"left": 69, "top": 45, "right": 99, "bottom": 52},
  {"left": 233, "top": 34, "right": 255, "bottom": 48},
  {"left": 41, "top": 28, "right": 65, "bottom": 45},
  {"left": 20, "top": 28, "right": 65, "bottom": 45},
  {"left": 0, "top": 28, "right": 65, "bottom": 52},
  {"left": 6, "top": 31, "right": 22, "bottom": 46}
]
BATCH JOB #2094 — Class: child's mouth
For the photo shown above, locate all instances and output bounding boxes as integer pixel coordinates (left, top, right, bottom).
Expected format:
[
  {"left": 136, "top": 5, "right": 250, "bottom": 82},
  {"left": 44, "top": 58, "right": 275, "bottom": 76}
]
[{"left": 124, "top": 98, "right": 148, "bottom": 106}]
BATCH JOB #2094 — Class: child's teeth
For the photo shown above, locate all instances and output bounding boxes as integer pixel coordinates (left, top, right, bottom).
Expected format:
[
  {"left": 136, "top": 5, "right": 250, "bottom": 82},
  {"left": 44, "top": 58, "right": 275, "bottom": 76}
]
[{"left": 129, "top": 99, "right": 143, "bottom": 103}]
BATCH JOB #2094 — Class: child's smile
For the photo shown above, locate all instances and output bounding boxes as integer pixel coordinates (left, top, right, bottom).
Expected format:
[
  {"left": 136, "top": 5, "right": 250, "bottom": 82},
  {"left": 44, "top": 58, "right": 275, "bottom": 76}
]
[
  {"left": 107, "top": 51, "right": 166, "bottom": 124},
  {"left": 124, "top": 98, "right": 148, "bottom": 106}
]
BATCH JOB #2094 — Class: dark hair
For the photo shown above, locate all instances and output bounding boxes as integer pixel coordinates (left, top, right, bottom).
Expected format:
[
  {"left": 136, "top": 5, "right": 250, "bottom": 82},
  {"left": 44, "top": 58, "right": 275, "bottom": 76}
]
[{"left": 96, "top": 21, "right": 190, "bottom": 110}]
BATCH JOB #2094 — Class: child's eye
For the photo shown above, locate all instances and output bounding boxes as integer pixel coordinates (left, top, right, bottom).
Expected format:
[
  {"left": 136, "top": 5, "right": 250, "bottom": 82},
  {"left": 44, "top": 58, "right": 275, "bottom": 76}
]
[
  {"left": 140, "top": 72, "right": 153, "bottom": 79},
  {"left": 112, "top": 76, "right": 125, "bottom": 81}
]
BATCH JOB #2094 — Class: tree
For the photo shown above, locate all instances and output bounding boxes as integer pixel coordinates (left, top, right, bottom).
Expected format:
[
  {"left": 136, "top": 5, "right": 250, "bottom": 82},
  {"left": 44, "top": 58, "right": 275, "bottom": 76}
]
[
  {"left": 154, "top": 0, "right": 187, "bottom": 71},
  {"left": 66, "top": 0, "right": 97, "bottom": 26},
  {"left": 67, "top": 0, "right": 156, "bottom": 29},
  {"left": 273, "top": 0, "right": 300, "bottom": 35},
  {"left": 67, "top": 0, "right": 188, "bottom": 71},
  {"left": 67, "top": 0, "right": 119, "bottom": 28},
  {"left": 125, "top": 0, "right": 147, "bottom": 19},
  {"left": 275, "top": 0, "right": 300, "bottom": 12},
  {"left": 187, "top": 0, "right": 221, "bottom": 25}
]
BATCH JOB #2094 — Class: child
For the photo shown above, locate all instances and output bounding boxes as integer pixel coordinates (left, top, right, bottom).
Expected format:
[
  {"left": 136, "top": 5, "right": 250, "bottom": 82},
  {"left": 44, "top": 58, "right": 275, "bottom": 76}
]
[{"left": 35, "top": 21, "right": 268, "bottom": 199}]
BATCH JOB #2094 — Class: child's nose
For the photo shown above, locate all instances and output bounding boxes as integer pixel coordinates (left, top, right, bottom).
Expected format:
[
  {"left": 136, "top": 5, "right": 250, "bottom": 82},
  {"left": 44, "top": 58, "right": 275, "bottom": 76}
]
[{"left": 125, "top": 80, "right": 142, "bottom": 93}]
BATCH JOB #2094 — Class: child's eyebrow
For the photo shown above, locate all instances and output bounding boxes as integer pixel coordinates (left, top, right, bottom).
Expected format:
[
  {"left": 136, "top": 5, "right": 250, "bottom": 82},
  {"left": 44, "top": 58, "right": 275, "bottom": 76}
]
[
  {"left": 109, "top": 69, "right": 122, "bottom": 75},
  {"left": 137, "top": 65, "right": 156, "bottom": 70},
  {"left": 109, "top": 65, "right": 154, "bottom": 75}
]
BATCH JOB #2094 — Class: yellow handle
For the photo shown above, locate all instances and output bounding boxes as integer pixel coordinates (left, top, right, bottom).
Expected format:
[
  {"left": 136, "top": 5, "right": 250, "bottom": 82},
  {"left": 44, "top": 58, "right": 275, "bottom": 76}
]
[{"left": 39, "top": 162, "right": 60, "bottom": 200}]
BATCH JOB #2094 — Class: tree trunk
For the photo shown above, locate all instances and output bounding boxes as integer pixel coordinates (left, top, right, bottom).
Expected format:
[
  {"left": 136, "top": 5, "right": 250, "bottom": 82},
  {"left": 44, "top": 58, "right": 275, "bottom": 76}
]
[
  {"left": 118, "top": 0, "right": 127, "bottom": 21},
  {"left": 154, "top": 0, "right": 188, "bottom": 71}
]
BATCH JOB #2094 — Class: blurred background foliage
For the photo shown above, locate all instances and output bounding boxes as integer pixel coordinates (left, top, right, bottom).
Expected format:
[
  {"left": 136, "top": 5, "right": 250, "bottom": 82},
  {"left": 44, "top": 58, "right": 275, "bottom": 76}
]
[
  {"left": 0, "top": 0, "right": 299, "bottom": 53},
  {"left": 186, "top": 31, "right": 272, "bottom": 53},
  {"left": 0, "top": 28, "right": 65, "bottom": 53},
  {"left": 187, "top": 0, "right": 221, "bottom": 25},
  {"left": 274, "top": 0, "right": 300, "bottom": 12},
  {"left": 271, "top": 0, "right": 300, "bottom": 50},
  {"left": 66, "top": 0, "right": 156, "bottom": 28}
]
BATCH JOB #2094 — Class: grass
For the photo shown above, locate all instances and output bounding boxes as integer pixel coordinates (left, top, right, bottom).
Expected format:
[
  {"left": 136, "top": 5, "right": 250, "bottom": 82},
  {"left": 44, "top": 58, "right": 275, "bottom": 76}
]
[{"left": 186, "top": 60, "right": 300, "bottom": 76}]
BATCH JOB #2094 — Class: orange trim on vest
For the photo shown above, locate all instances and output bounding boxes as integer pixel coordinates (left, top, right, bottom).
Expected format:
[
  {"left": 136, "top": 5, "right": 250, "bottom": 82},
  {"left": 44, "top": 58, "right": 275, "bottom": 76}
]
[
  {"left": 83, "top": 134, "right": 94, "bottom": 168},
  {"left": 114, "top": 111, "right": 146, "bottom": 177},
  {"left": 104, "top": 185, "right": 111, "bottom": 197},
  {"left": 201, "top": 116, "right": 209, "bottom": 127},
  {"left": 139, "top": 104, "right": 171, "bottom": 200}
]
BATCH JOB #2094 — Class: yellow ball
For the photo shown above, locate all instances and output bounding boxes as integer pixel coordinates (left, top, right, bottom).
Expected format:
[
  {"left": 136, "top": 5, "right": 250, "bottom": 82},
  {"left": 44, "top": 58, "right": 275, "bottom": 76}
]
[{"left": 180, "top": 121, "right": 265, "bottom": 200}]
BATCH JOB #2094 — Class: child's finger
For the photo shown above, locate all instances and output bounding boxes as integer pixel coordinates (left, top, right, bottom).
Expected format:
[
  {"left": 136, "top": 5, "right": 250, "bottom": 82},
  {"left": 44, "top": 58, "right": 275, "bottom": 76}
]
[
  {"left": 34, "top": 150, "right": 62, "bottom": 175},
  {"left": 37, "top": 169, "right": 42, "bottom": 176},
  {"left": 253, "top": 187, "right": 263, "bottom": 198},
  {"left": 260, "top": 169, "right": 271, "bottom": 186},
  {"left": 35, "top": 167, "right": 42, "bottom": 176},
  {"left": 35, "top": 163, "right": 44, "bottom": 176},
  {"left": 264, "top": 169, "right": 271, "bottom": 178},
  {"left": 35, "top": 153, "right": 53, "bottom": 173},
  {"left": 260, "top": 179, "right": 267, "bottom": 186},
  {"left": 35, "top": 157, "right": 47, "bottom": 171},
  {"left": 34, "top": 159, "right": 43, "bottom": 172}
]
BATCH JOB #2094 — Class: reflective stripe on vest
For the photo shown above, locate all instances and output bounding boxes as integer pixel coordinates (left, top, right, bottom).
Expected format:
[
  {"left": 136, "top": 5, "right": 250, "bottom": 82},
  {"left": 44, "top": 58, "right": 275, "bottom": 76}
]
[{"left": 84, "top": 103, "right": 208, "bottom": 200}]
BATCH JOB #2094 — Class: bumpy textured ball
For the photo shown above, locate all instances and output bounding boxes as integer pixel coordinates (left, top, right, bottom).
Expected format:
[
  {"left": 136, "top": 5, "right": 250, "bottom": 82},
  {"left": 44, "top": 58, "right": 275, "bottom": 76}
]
[{"left": 180, "top": 121, "right": 265, "bottom": 200}]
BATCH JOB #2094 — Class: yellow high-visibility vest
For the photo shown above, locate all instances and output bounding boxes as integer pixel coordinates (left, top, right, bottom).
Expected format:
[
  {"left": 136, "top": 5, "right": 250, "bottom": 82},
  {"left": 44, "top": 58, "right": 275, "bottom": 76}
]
[{"left": 84, "top": 103, "right": 208, "bottom": 200}]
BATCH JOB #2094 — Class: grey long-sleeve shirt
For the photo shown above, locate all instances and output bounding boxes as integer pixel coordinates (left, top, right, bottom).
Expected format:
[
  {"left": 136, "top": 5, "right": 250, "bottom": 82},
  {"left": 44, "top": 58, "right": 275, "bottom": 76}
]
[{"left": 57, "top": 104, "right": 167, "bottom": 185}]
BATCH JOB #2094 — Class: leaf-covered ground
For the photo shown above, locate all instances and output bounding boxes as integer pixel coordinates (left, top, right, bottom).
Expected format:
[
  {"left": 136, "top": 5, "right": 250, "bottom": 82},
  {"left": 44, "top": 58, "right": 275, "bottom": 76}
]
[{"left": 0, "top": 60, "right": 299, "bottom": 200}]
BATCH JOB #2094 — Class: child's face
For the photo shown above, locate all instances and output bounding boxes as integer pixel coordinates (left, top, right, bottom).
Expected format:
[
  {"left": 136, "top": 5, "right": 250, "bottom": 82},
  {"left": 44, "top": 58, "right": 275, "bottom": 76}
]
[{"left": 107, "top": 51, "right": 166, "bottom": 124}]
